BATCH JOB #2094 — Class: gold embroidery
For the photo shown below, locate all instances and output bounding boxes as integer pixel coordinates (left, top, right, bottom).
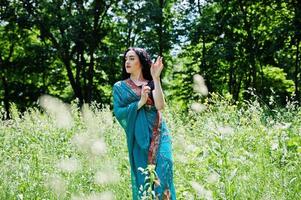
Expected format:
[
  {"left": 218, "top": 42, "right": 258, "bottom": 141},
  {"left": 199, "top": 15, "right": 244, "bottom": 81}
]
[
  {"left": 124, "top": 78, "right": 141, "bottom": 96},
  {"left": 148, "top": 111, "right": 162, "bottom": 165}
]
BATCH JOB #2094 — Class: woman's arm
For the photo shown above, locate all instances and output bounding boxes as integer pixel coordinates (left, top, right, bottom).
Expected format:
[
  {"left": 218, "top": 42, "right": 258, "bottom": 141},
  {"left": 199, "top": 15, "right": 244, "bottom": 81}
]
[
  {"left": 137, "top": 100, "right": 144, "bottom": 110},
  {"left": 151, "top": 56, "right": 165, "bottom": 110},
  {"left": 152, "top": 78, "right": 165, "bottom": 110}
]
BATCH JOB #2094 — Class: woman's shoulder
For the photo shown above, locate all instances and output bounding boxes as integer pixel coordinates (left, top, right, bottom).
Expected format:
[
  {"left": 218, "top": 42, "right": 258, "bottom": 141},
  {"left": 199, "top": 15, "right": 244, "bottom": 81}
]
[{"left": 113, "top": 80, "right": 125, "bottom": 88}]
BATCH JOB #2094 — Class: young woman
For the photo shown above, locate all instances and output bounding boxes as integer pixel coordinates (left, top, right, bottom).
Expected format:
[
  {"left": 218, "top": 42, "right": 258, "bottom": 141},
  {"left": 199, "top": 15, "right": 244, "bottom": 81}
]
[{"left": 113, "top": 47, "right": 176, "bottom": 199}]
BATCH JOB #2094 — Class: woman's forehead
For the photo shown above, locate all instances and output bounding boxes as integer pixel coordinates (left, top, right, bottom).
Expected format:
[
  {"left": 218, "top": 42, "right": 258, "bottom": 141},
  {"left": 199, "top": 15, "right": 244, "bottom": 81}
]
[{"left": 125, "top": 50, "right": 138, "bottom": 57}]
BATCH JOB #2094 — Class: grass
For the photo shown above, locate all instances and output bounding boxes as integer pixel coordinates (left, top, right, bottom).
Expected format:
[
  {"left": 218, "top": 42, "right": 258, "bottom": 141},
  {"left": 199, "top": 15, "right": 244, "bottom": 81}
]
[{"left": 0, "top": 94, "right": 301, "bottom": 200}]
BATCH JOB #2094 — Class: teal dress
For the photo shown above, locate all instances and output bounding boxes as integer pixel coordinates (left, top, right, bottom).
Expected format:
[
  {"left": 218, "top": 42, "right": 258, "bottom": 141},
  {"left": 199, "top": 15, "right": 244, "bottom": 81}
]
[{"left": 113, "top": 78, "right": 176, "bottom": 200}]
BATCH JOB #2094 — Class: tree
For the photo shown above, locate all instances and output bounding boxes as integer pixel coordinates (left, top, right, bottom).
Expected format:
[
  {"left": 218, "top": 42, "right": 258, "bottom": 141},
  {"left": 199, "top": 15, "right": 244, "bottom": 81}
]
[
  {"left": 172, "top": 0, "right": 297, "bottom": 106},
  {"left": 23, "top": 0, "right": 117, "bottom": 105},
  {"left": 0, "top": 0, "right": 54, "bottom": 117}
]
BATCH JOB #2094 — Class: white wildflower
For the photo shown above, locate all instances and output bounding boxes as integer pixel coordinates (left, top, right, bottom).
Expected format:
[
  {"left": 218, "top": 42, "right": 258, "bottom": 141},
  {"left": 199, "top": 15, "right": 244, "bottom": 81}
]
[
  {"left": 90, "top": 139, "right": 107, "bottom": 155},
  {"left": 228, "top": 168, "right": 238, "bottom": 181},
  {"left": 81, "top": 104, "right": 99, "bottom": 135},
  {"left": 94, "top": 169, "right": 120, "bottom": 185},
  {"left": 71, "top": 134, "right": 91, "bottom": 151},
  {"left": 191, "top": 102, "right": 206, "bottom": 113},
  {"left": 38, "top": 95, "right": 73, "bottom": 129},
  {"left": 207, "top": 172, "right": 219, "bottom": 184},
  {"left": 71, "top": 191, "right": 115, "bottom": 200},
  {"left": 271, "top": 141, "right": 279, "bottom": 150},
  {"left": 56, "top": 157, "right": 80, "bottom": 173},
  {"left": 190, "top": 181, "right": 213, "bottom": 200},
  {"left": 185, "top": 144, "right": 197, "bottom": 152},
  {"left": 174, "top": 154, "right": 189, "bottom": 164},
  {"left": 193, "top": 74, "right": 208, "bottom": 96},
  {"left": 217, "top": 126, "right": 234, "bottom": 138},
  {"left": 71, "top": 134, "right": 106, "bottom": 155},
  {"left": 274, "top": 122, "right": 291, "bottom": 130},
  {"left": 45, "top": 174, "right": 66, "bottom": 197},
  {"left": 182, "top": 191, "right": 194, "bottom": 200},
  {"left": 17, "top": 194, "right": 23, "bottom": 200}
]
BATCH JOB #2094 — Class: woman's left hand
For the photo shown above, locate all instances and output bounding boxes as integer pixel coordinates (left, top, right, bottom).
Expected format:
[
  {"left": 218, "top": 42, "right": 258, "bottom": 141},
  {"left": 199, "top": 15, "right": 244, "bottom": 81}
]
[{"left": 151, "top": 56, "right": 164, "bottom": 79}]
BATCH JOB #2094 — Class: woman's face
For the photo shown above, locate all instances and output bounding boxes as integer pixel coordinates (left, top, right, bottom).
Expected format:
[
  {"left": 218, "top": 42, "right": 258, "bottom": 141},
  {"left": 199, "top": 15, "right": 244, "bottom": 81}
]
[{"left": 125, "top": 50, "right": 142, "bottom": 74}]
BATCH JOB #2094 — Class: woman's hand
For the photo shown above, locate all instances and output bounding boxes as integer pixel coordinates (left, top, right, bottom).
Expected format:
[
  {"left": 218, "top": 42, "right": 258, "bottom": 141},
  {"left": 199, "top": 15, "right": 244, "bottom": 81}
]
[
  {"left": 138, "top": 85, "right": 151, "bottom": 109},
  {"left": 151, "top": 56, "right": 164, "bottom": 80}
]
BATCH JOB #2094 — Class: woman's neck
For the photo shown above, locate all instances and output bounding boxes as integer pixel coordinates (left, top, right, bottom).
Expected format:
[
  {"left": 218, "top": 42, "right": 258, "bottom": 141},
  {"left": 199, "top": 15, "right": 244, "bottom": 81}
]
[{"left": 130, "top": 71, "right": 145, "bottom": 82}]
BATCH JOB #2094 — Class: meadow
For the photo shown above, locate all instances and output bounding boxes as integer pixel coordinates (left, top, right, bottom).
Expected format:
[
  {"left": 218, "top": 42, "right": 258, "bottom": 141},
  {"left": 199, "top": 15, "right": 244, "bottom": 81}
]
[{"left": 0, "top": 94, "right": 301, "bottom": 200}]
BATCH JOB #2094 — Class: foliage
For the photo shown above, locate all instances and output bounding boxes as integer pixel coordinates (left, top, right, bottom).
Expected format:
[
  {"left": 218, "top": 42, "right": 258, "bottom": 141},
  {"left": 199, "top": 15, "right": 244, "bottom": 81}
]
[
  {"left": 169, "top": 0, "right": 300, "bottom": 108},
  {"left": 1, "top": 0, "right": 301, "bottom": 114},
  {"left": 1, "top": 95, "right": 301, "bottom": 199}
]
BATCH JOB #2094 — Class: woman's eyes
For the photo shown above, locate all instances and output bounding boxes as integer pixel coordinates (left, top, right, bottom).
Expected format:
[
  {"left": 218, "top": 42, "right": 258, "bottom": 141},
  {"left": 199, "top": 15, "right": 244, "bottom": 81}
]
[{"left": 125, "top": 58, "right": 135, "bottom": 61}]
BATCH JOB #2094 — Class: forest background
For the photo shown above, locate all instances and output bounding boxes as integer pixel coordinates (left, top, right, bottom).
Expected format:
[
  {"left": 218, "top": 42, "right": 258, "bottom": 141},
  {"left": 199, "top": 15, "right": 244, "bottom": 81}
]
[{"left": 1, "top": 0, "right": 300, "bottom": 116}]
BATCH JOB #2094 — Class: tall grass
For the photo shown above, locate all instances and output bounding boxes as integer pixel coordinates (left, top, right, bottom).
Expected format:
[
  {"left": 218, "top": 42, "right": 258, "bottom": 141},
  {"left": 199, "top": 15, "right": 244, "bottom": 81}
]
[{"left": 0, "top": 94, "right": 301, "bottom": 199}]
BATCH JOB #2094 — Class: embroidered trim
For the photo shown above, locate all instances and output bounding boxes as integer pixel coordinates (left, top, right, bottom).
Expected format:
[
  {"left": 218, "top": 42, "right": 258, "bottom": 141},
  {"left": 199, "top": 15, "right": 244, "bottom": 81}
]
[
  {"left": 124, "top": 78, "right": 141, "bottom": 96},
  {"left": 148, "top": 111, "right": 162, "bottom": 165},
  {"left": 125, "top": 78, "right": 154, "bottom": 105}
]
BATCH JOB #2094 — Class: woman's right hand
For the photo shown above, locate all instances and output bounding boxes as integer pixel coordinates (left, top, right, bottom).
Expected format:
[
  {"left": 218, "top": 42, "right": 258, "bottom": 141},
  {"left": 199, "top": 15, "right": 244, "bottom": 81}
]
[{"left": 138, "top": 85, "right": 151, "bottom": 109}]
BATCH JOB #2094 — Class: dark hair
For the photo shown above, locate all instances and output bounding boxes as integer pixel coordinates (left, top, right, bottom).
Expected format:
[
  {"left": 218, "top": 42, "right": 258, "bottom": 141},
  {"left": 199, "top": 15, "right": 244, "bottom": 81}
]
[{"left": 122, "top": 47, "right": 153, "bottom": 81}]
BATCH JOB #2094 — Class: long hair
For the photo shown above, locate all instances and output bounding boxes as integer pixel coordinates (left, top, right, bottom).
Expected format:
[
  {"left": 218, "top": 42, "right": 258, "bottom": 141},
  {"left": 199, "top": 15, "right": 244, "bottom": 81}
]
[{"left": 122, "top": 47, "right": 153, "bottom": 81}]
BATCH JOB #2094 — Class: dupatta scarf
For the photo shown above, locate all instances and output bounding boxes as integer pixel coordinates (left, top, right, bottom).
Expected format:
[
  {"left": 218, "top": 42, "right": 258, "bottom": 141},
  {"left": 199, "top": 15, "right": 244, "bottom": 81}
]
[{"left": 113, "top": 79, "right": 162, "bottom": 198}]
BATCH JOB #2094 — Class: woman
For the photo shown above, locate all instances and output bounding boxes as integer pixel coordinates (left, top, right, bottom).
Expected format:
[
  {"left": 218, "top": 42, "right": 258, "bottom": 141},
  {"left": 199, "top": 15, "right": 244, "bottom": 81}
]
[{"left": 113, "top": 47, "right": 176, "bottom": 199}]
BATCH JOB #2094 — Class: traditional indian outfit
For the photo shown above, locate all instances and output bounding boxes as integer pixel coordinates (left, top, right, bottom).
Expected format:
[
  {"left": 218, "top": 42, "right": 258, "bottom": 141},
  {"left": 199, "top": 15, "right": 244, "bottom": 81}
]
[{"left": 113, "top": 78, "right": 176, "bottom": 200}]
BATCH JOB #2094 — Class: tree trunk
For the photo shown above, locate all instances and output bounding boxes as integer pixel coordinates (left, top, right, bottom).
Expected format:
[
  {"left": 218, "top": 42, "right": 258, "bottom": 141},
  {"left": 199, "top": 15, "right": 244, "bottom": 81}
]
[
  {"left": 1, "top": 75, "right": 10, "bottom": 119},
  {"left": 0, "top": 58, "right": 10, "bottom": 119},
  {"left": 63, "top": 55, "right": 83, "bottom": 104},
  {"left": 0, "top": 46, "right": 14, "bottom": 119},
  {"left": 293, "top": 0, "right": 301, "bottom": 103},
  {"left": 158, "top": 0, "right": 164, "bottom": 56},
  {"left": 294, "top": 37, "right": 300, "bottom": 102},
  {"left": 86, "top": 51, "right": 94, "bottom": 103},
  {"left": 238, "top": 0, "right": 257, "bottom": 99},
  {"left": 200, "top": 31, "right": 212, "bottom": 93},
  {"left": 229, "top": 64, "right": 234, "bottom": 95},
  {"left": 233, "top": 76, "right": 242, "bottom": 102}
]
